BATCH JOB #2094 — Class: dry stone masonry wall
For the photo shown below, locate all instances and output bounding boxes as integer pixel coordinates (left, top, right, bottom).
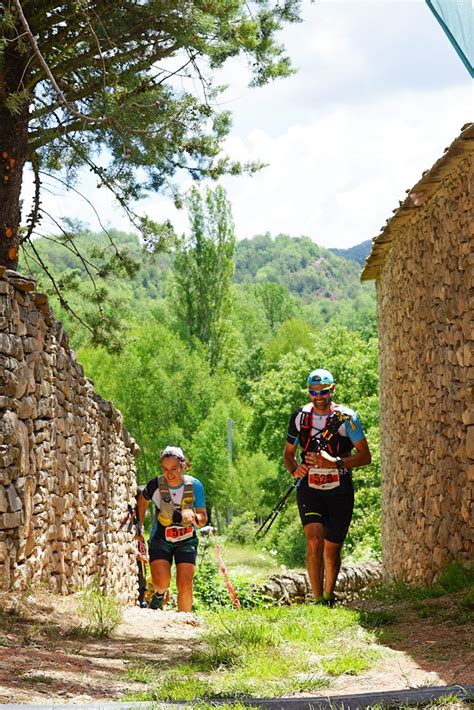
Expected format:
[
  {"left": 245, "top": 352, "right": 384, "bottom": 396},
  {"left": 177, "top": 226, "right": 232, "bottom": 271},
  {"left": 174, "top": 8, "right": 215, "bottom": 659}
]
[
  {"left": 260, "top": 562, "right": 383, "bottom": 605},
  {"left": 0, "top": 268, "right": 139, "bottom": 602},
  {"left": 376, "top": 156, "right": 472, "bottom": 583}
]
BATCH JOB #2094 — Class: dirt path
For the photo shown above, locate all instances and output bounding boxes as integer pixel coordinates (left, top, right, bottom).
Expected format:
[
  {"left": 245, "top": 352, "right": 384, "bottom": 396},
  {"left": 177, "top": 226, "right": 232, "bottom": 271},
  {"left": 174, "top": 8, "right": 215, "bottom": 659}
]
[
  {"left": 0, "top": 593, "right": 205, "bottom": 704},
  {"left": 0, "top": 591, "right": 471, "bottom": 704}
]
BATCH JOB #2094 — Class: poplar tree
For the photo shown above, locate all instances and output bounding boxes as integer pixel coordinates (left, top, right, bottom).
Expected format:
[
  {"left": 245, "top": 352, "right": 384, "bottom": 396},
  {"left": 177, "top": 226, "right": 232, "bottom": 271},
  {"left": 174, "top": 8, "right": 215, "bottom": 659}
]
[
  {"left": 0, "top": 0, "right": 300, "bottom": 271},
  {"left": 172, "top": 185, "right": 235, "bottom": 370}
]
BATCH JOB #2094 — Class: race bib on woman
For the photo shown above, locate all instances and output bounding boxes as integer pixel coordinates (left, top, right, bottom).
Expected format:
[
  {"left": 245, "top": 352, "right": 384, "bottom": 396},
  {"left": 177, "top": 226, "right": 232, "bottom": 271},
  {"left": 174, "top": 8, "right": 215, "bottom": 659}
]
[
  {"left": 165, "top": 525, "right": 194, "bottom": 543},
  {"left": 308, "top": 468, "right": 340, "bottom": 490}
]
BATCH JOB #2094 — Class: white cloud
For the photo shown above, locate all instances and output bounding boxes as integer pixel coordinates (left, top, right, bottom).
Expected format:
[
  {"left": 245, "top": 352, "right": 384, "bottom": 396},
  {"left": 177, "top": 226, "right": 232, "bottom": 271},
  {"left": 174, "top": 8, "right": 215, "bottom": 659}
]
[{"left": 217, "top": 85, "right": 470, "bottom": 247}]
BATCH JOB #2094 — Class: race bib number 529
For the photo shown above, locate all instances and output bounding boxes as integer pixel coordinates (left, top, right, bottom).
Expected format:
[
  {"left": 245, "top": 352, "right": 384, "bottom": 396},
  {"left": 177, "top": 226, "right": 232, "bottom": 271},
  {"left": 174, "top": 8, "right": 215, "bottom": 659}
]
[{"left": 308, "top": 468, "right": 340, "bottom": 490}]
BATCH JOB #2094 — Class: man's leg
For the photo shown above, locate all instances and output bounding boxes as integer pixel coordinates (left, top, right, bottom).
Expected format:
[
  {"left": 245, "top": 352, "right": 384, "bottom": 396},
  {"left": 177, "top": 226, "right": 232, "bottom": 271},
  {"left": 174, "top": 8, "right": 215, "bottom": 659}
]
[
  {"left": 323, "top": 488, "right": 354, "bottom": 600},
  {"left": 304, "top": 522, "right": 325, "bottom": 599},
  {"left": 176, "top": 562, "right": 195, "bottom": 612},
  {"left": 323, "top": 539, "right": 343, "bottom": 596}
]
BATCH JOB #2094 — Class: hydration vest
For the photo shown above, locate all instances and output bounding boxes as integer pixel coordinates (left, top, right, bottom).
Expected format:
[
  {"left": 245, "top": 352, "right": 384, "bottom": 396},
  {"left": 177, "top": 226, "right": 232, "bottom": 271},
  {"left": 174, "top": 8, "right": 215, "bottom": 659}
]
[
  {"left": 156, "top": 475, "right": 195, "bottom": 527},
  {"left": 298, "top": 405, "right": 354, "bottom": 461}
]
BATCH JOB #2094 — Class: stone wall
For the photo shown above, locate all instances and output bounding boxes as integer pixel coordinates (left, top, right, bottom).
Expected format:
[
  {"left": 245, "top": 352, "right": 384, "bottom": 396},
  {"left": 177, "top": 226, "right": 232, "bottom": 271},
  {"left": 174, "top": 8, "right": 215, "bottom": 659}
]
[
  {"left": 376, "top": 156, "right": 472, "bottom": 583},
  {"left": 260, "top": 562, "right": 383, "bottom": 604},
  {"left": 0, "top": 269, "right": 139, "bottom": 602}
]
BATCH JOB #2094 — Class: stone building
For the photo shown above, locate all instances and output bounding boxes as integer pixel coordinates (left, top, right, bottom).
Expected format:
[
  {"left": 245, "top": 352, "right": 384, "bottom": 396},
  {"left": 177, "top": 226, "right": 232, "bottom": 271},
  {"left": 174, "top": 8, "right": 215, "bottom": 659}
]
[
  {"left": 361, "top": 123, "right": 473, "bottom": 583},
  {"left": 0, "top": 269, "right": 139, "bottom": 602}
]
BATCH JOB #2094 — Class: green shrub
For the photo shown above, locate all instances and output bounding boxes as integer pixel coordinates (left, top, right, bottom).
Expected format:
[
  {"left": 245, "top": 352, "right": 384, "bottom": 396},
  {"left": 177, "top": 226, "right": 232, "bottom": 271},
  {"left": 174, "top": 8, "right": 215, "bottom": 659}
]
[
  {"left": 458, "top": 586, "right": 474, "bottom": 611},
  {"left": 22, "top": 673, "right": 54, "bottom": 684},
  {"left": 266, "top": 509, "right": 306, "bottom": 568},
  {"left": 193, "top": 556, "right": 230, "bottom": 610},
  {"left": 224, "top": 511, "right": 259, "bottom": 545}
]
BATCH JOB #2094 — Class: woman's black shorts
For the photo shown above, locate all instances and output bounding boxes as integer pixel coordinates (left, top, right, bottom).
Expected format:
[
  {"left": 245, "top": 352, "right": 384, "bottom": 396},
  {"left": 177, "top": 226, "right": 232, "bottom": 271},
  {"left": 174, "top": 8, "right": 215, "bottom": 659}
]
[
  {"left": 296, "top": 476, "right": 354, "bottom": 544},
  {"left": 148, "top": 536, "right": 198, "bottom": 565}
]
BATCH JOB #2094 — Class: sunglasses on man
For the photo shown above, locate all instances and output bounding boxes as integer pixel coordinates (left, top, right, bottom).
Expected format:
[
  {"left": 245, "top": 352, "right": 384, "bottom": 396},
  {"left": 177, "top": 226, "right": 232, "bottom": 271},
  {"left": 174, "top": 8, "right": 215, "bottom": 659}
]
[{"left": 308, "top": 387, "right": 332, "bottom": 396}]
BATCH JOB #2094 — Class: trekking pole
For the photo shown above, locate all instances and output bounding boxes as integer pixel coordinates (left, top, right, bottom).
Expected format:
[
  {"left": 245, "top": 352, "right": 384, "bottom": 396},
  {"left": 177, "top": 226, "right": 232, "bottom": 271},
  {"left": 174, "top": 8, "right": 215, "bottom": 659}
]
[
  {"left": 255, "top": 439, "right": 331, "bottom": 540},
  {"left": 255, "top": 480, "right": 297, "bottom": 539},
  {"left": 256, "top": 411, "right": 353, "bottom": 540}
]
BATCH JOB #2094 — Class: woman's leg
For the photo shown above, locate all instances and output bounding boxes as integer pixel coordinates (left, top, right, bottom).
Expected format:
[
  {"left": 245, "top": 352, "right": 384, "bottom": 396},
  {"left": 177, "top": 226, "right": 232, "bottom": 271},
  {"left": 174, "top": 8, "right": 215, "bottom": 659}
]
[
  {"left": 176, "top": 562, "right": 195, "bottom": 612},
  {"left": 150, "top": 559, "right": 171, "bottom": 595}
]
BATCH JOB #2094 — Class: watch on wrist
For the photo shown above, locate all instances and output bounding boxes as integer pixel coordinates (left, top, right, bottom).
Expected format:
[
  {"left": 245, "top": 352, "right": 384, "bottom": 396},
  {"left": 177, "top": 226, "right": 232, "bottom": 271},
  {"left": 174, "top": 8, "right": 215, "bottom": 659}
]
[{"left": 335, "top": 456, "right": 344, "bottom": 470}]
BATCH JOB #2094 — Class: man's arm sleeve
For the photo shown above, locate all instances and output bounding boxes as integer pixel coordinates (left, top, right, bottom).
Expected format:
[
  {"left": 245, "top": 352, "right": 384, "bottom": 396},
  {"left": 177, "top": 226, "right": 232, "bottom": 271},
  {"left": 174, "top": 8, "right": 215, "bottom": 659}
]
[
  {"left": 286, "top": 410, "right": 300, "bottom": 444},
  {"left": 345, "top": 412, "right": 365, "bottom": 444}
]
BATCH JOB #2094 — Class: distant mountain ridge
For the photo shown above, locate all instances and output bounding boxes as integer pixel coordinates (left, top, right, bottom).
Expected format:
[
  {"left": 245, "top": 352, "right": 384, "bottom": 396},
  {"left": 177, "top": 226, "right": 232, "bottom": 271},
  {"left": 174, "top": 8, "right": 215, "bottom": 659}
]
[
  {"left": 22, "top": 230, "right": 373, "bottom": 306},
  {"left": 234, "top": 233, "right": 368, "bottom": 302},
  {"left": 329, "top": 240, "right": 372, "bottom": 265}
]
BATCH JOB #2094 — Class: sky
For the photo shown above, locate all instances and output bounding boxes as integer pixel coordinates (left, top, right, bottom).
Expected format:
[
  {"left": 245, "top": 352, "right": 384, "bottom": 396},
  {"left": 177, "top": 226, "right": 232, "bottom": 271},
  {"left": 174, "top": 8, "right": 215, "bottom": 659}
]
[{"left": 23, "top": 0, "right": 472, "bottom": 250}]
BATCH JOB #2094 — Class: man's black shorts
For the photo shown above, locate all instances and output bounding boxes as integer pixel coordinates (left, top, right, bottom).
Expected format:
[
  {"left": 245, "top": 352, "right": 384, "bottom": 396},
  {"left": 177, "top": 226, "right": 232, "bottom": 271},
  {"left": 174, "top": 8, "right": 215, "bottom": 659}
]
[
  {"left": 148, "top": 536, "right": 198, "bottom": 565},
  {"left": 296, "top": 476, "right": 354, "bottom": 544}
]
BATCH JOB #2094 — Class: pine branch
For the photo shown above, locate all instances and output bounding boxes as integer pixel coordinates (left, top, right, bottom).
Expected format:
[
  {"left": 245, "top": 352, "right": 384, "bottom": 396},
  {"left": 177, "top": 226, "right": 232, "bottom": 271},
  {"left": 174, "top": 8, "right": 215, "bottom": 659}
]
[
  {"left": 34, "top": 208, "right": 106, "bottom": 317},
  {"left": 22, "top": 238, "right": 96, "bottom": 336},
  {"left": 22, "top": 151, "right": 41, "bottom": 244},
  {"left": 27, "top": 42, "right": 180, "bottom": 123},
  {"left": 37, "top": 170, "right": 131, "bottom": 265},
  {"left": 13, "top": 0, "right": 116, "bottom": 125}
]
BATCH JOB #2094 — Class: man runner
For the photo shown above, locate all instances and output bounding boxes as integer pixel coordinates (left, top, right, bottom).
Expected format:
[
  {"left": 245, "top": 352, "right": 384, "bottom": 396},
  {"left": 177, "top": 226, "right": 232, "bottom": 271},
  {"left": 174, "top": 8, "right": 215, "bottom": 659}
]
[{"left": 283, "top": 368, "right": 371, "bottom": 605}]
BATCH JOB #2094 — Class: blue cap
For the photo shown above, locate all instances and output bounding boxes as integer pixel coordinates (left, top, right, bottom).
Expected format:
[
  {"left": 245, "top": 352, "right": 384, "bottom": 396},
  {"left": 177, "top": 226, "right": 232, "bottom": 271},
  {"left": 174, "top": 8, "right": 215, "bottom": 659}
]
[{"left": 307, "top": 369, "right": 334, "bottom": 386}]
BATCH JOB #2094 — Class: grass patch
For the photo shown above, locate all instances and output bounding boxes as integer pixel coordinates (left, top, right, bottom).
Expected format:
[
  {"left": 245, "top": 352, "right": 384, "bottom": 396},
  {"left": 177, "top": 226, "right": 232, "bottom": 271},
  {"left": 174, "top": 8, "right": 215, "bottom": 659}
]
[
  {"left": 0, "top": 604, "right": 26, "bottom": 632},
  {"left": 458, "top": 586, "right": 474, "bottom": 612},
  {"left": 66, "top": 624, "right": 94, "bottom": 638},
  {"left": 124, "top": 660, "right": 163, "bottom": 684},
  {"left": 349, "top": 698, "right": 472, "bottom": 710},
  {"left": 437, "top": 563, "right": 474, "bottom": 593},
  {"left": 356, "top": 609, "right": 398, "bottom": 628},
  {"left": 213, "top": 541, "right": 286, "bottom": 581},
  {"left": 128, "top": 701, "right": 258, "bottom": 710},
  {"left": 415, "top": 605, "right": 437, "bottom": 619},
  {"left": 122, "top": 604, "right": 380, "bottom": 702},
  {"left": 30, "top": 621, "right": 60, "bottom": 639},
  {"left": 369, "top": 562, "right": 473, "bottom": 603},
  {"left": 22, "top": 673, "right": 54, "bottom": 685},
  {"left": 428, "top": 694, "right": 473, "bottom": 707},
  {"left": 320, "top": 648, "right": 379, "bottom": 676}
]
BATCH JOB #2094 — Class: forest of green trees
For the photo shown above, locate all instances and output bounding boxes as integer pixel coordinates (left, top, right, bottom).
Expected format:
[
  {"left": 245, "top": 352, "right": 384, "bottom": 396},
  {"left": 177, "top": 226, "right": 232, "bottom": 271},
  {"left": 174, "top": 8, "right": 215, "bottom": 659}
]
[{"left": 20, "top": 186, "right": 380, "bottom": 566}]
